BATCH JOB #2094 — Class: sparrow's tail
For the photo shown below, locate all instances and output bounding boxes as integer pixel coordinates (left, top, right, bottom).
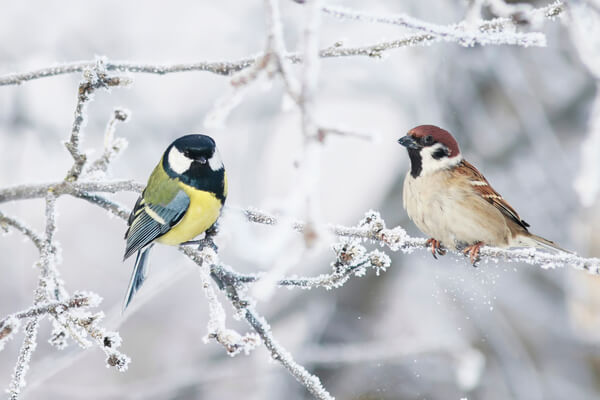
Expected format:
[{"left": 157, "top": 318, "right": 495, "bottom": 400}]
[
  {"left": 122, "top": 245, "right": 153, "bottom": 313},
  {"left": 519, "top": 232, "right": 572, "bottom": 254}
]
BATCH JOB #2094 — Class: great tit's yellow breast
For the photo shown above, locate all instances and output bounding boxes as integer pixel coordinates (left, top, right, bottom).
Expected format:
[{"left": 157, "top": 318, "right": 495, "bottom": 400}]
[{"left": 157, "top": 182, "right": 223, "bottom": 245}]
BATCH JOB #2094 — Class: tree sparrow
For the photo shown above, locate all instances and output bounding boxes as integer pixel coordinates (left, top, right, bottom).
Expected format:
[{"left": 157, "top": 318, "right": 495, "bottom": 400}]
[{"left": 398, "top": 124, "right": 566, "bottom": 264}]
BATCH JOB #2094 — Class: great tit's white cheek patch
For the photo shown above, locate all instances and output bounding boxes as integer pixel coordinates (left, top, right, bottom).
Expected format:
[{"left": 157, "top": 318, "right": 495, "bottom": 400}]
[
  {"left": 168, "top": 147, "right": 192, "bottom": 174},
  {"left": 209, "top": 150, "right": 224, "bottom": 171}
]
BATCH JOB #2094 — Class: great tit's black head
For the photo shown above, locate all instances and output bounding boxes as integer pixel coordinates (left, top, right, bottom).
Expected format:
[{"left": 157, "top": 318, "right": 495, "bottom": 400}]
[
  {"left": 397, "top": 125, "right": 462, "bottom": 178},
  {"left": 163, "top": 134, "right": 226, "bottom": 200},
  {"left": 164, "top": 134, "right": 223, "bottom": 175}
]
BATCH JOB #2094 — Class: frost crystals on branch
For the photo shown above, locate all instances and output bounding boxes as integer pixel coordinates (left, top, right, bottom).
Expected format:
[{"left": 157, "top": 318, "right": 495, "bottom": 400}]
[
  {"left": 320, "top": 1, "right": 560, "bottom": 47},
  {"left": 64, "top": 59, "right": 132, "bottom": 182}
]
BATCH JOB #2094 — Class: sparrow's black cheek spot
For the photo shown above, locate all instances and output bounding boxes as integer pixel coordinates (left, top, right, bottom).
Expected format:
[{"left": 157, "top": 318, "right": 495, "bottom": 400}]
[{"left": 432, "top": 148, "right": 449, "bottom": 160}]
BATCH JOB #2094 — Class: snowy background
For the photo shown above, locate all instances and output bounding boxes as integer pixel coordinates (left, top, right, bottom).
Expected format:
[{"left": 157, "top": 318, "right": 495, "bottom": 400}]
[{"left": 1, "top": 0, "right": 600, "bottom": 399}]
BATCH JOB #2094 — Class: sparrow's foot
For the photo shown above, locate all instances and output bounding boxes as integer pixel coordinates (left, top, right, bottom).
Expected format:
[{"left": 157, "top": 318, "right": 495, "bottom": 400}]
[
  {"left": 425, "top": 238, "right": 446, "bottom": 259},
  {"left": 463, "top": 242, "right": 484, "bottom": 266}
]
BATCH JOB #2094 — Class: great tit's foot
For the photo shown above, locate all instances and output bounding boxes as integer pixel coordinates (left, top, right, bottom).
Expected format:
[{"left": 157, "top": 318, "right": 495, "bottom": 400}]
[
  {"left": 205, "top": 223, "right": 219, "bottom": 239},
  {"left": 198, "top": 236, "right": 218, "bottom": 252},
  {"left": 425, "top": 238, "right": 446, "bottom": 259},
  {"left": 181, "top": 237, "right": 218, "bottom": 252},
  {"left": 463, "top": 242, "right": 484, "bottom": 266}
]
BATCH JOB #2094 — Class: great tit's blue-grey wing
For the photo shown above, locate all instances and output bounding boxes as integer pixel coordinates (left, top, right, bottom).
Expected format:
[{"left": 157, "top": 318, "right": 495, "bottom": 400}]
[
  {"left": 123, "top": 189, "right": 190, "bottom": 260},
  {"left": 122, "top": 188, "right": 189, "bottom": 312}
]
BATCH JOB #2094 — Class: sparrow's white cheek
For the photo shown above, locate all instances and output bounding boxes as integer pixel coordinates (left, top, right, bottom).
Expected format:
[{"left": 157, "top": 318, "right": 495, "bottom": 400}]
[
  {"left": 209, "top": 150, "right": 224, "bottom": 171},
  {"left": 168, "top": 147, "right": 192, "bottom": 174},
  {"left": 420, "top": 144, "right": 462, "bottom": 175}
]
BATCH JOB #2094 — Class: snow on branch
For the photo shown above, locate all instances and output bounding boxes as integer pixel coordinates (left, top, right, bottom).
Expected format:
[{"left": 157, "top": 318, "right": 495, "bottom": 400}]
[
  {"left": 240, "top": 208, "right": 600, "bottom": 275},
  {"left": 0, "top": 2, "right": 588, "bottom": 398},
  {"left": 0, "top": 78, "right": 137, "bottom": 397},
  {"left": 64, "top": 60, "right": 132, "bottom": 182},
  {"left": 192, "top": 246, "right": 335, "bottom": 400},
  {"left": 85, "top": 108, "right": 130, "bottom": 178},
  {"left": 320, "top": 1, "right": 563, "bottom": 47},
  {"left": 0, "top": 211, "right": 45, "bottom": 250},
  {"left": 0, "top": 3, "right": 563, "bottom": 87}
]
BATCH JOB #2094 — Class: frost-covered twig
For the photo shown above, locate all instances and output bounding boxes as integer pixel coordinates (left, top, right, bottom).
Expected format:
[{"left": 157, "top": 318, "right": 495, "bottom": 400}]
[
  {"left": 241, "top": 208, "right": 600, "bottom": 274},
  {"left": 0, "top": 294, "right": 100, "bottom": 328},
  {"left": 265, "top": 0, "right": 301, "bottom": 100},
  {"left": 277, "top": 240, "right": 391, "bottom": 290},
  {"left": 85, "top": 108, "right": 130, "bottom": 178},
  {"left": 203, "top": 255, "right": 335, "bottom": 400},
  {"left": 7, "top": 194, "right": 59, "bottom": 399},
  {"left": 205, "top": 0, "right": 302, "bottom": 128},
  {"left": 64, "top": 62, "right": 131, "bottom": 182},
  {"left": 0, "top": 58, "right": 256, "bottom": 86},
  {"left": 320, "top": 3, "right": 553, "bottom": 47},
  {"left": 2, "top": 193, "right": 130, "bottom": 398},
  {"left": 0, "top": 2, "right": 564, "bottom": 88},
  {"left": 180, "top": 245, "right": 260, "bottom": 357},
  {"left": 8, "top": 318, "right": 40, "bottom": 400},
  {"left": 0, "top": 210, "right": 44, "bottom": 250},
  {"left": 0, "top": 180, "right": 143, "bottom": 203}
]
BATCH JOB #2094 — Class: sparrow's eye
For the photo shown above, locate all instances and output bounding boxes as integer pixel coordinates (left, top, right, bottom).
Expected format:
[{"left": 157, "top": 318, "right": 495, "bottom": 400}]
[{"left": 423, "top": 135, "right": 434, "bottom": 145}]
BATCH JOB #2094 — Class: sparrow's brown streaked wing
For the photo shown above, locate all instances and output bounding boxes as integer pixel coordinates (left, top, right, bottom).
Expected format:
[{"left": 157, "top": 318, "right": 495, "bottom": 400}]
[{"left": 456, "top": 160, "right": 530, "bottom": 230}]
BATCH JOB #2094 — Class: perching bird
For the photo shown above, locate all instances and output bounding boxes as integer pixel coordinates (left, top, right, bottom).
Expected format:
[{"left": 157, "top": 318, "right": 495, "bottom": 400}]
[
  {"left": 123, "top": 134, "right": 227, "bottom": 310},
  {"left": 398, "top": 125, "right": 566, "bottom": 264}
]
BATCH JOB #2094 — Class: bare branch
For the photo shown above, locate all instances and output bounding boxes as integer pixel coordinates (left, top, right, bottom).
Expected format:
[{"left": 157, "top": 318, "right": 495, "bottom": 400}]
[
  {"left": 0, "top": 58, "right": 256, "bottom": 86},
  {"left": 320, "top": 3, "right": 552, "bottom": 47},
  {"left": 196, "top": 250, "right": 335, "bottom": 400},
  {"left": 264, "top": 0, "right": 301, "bottom": 100},
  {"left": 240, "top": 207, "right": 600, "bottom": 274},
  {"left": 0, "top": 3, "right": 563, "bottom": 88},
  {"left": 0, "top": 293, "right": 100, "bottom": 327},
  {"left": 0, "top": 211, "right": 44, "bottom": 250},
  {"left": 64, "top": 63, "right": 132, "bottom": 182},
  {"left": 85, "top": 108, "right": 130, "bottom": 178},
  {"left": 7, "top": 318, "right": 40, "bottom": 400},
  {"left": 0, "top": 180, "right": 143, "bottom": 203}
]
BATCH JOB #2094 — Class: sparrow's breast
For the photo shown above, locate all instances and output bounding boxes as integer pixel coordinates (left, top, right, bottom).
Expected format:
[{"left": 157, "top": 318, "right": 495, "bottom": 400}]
[{"left": 403, "top": 170, "right": 511, "bottom": 250}]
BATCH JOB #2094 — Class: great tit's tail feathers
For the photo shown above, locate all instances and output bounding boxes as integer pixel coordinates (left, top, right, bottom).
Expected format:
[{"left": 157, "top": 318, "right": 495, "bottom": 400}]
[{"left": 122, "top": 245, "right": 153, "bottom": 313}]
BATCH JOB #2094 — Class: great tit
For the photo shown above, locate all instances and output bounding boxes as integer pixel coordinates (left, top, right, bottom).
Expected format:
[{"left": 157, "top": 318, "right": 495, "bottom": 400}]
[{"left": 123, "top": 134, "right": 227, "bottom": 310}]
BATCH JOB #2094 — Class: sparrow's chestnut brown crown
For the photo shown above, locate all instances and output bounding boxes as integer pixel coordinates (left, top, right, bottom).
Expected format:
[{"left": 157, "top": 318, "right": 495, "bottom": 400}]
[{"left": 405, "top": 125, "right": 461, "bottom": 158}]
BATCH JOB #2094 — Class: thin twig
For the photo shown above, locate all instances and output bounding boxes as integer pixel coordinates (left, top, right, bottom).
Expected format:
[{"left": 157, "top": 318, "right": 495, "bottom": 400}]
[
  {"left": 64, "top": 64, "right": 131, "bottom": 181},
  {"left": 0, "top": 294, "right": 99, "bottom": 327},
  {"left": 0, "top": 180, "right": 143, "bottom": 203},
  {"left": 0, "top": 2, "right": 563, "bottom": 87},
  {"left": 0, "top": 211, "right": 44, "bottom": 250},
  {"left": 205, "top": 254, "right": 335, "bottom": 400},
  {"left": 7, "top": 318, "right": 40, "bottom": 400},
  {"left": 85, "top": 108, "right": 130, "bottom": 177},
  {"left": 320, "top": 3, "right": 550, "bottom": 47}
]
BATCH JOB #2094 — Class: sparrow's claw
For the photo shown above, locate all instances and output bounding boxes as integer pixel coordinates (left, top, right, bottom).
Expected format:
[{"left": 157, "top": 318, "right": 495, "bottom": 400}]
[
  {"left": 425, "top": 238, "right": 446, "bottom": 260},
  {"left": 463, "top": 242, "right": 483, "bottom": 266}
]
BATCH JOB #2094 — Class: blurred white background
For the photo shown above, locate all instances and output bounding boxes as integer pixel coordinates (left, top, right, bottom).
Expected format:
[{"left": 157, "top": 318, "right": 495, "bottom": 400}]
[{"left": 1, "top": 1, "right": 600, "bottom": 399}]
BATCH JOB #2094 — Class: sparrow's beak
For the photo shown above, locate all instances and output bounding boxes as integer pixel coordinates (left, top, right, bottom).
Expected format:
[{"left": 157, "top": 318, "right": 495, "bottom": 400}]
[{"left": 398, "top": 135, "right": 421, "bottom": 150}]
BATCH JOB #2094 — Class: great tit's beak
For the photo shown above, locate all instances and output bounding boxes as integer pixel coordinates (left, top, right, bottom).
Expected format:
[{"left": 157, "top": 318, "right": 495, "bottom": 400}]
[{"left": 398, "top": 135, "right": 421, "bottom": 150}]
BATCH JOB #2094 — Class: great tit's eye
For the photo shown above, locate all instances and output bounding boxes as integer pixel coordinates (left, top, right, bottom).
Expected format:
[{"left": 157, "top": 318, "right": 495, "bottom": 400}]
[
  {"left": 423, "top": 135, "right": 434, "bottom": 145},
  {"left": 198, "top": 156, "right": 207, "bottom": 164}
]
